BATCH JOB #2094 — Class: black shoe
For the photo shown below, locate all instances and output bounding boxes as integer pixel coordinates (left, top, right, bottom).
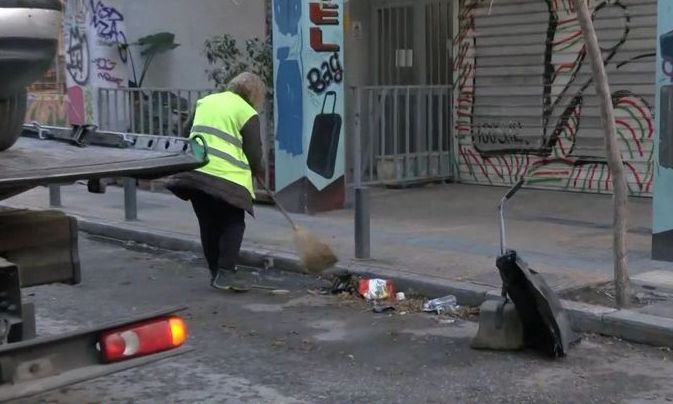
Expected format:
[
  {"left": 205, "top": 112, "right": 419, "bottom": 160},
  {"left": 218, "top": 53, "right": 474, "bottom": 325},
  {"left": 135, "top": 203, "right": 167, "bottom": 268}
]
[
  {"left": 209, "top": 265, "right": 235, "bottom": 282},
  {"left": 211, "top": 269, "right": 249, "bottom": 291},
  {"left": 211, "top": 269, "right": 230, "bottom": 290}
]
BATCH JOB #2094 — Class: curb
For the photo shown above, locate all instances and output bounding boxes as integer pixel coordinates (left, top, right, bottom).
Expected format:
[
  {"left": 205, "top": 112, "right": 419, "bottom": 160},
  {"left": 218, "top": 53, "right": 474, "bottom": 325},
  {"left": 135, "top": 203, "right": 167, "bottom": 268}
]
[{"left": 77, "top": 217, "right": 673, "bottom": 349}]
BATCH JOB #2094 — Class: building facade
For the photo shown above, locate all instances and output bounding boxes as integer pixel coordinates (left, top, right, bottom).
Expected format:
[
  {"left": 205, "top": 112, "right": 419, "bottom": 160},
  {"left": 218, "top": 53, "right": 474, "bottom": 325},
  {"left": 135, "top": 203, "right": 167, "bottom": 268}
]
[
  {"left": 27, "top": 0, "right": 267, "bottom": 126},
  {"left": 342, "top": 0, "right": 657, "bottom": 196}
]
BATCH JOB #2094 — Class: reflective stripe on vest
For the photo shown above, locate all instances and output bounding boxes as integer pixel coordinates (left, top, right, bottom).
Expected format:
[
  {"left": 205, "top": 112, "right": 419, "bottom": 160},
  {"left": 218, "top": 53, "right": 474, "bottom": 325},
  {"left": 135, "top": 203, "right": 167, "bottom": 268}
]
[
  {"left": 204, "top": 138, "right": 250, "bottom": 170},
  {"left": 189, "top": 92, "right": 257, "bottom": 198},
  {"left": 191, "top": 125, "right": 243, "bottom": 148}
]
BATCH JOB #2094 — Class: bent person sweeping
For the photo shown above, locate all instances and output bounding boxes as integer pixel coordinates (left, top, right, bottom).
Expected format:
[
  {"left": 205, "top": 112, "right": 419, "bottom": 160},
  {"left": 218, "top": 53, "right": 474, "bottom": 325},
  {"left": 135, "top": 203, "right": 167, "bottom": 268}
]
[{"left": 167, "top": 72, "right": 266, "bottom": 290}]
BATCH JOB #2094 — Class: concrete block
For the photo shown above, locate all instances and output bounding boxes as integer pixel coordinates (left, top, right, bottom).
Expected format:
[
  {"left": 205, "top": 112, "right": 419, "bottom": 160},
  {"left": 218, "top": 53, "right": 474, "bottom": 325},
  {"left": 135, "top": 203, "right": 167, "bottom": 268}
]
[{"left": 471, "top": 299, "right": 524, "bottom": 351}]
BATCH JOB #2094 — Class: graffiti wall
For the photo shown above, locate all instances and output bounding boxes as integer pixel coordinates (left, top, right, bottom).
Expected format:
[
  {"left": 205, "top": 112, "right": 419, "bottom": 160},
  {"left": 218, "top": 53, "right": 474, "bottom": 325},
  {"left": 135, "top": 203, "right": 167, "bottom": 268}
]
[
  {"left": 24, "top": 1, "right": 68, "bottom": 126},
  {"left": 63, "top": 0, "right": 131, "bottom": 125},
  {"left": 273, "top": 0, "right": 346, "bottom": 213},
  {"left": 454, "top": 0, "right": 656, "bottom": 196},
  {"left": 652, "top": 0, "right": 673, "bottom": 260},
  {"left": 26, "top": 94, "right": 69, "bottom": 126}
]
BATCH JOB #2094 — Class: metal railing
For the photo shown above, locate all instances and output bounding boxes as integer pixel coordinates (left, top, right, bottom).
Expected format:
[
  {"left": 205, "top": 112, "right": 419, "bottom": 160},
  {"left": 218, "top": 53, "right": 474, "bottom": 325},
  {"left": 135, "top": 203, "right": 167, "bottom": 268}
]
[
  {"left": 97, "top": 87, "right": 276, "bottom": 197},
  {"left": 98, "top": 88, "right": 210, "bottom": 137},
  {"left": 47, "top": 87, "right": 278, "bottom": 222},
  {"left": 351, "top": 85, "right": 455, "bottom": 187}
]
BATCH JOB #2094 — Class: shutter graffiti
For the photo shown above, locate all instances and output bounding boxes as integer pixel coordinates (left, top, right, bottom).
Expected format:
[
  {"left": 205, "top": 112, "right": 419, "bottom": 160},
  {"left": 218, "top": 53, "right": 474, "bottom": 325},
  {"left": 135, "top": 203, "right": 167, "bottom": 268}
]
[{"left": 455, "top": 0, "right": 655, "bottom": 195}]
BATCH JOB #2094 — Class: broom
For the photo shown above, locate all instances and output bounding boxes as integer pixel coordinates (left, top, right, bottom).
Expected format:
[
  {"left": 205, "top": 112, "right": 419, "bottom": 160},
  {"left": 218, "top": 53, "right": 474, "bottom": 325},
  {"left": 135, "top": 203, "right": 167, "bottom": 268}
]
[{"left": 259, "top": 182, "right": 338, "bottom": 274}]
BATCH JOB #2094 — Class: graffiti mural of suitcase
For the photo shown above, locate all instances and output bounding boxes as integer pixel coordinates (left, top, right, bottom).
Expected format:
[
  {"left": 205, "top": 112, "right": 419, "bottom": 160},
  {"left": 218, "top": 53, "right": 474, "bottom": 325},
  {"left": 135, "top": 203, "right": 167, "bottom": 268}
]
[{"left": 307, "top": 91, "right": 342, "bottom": 179}]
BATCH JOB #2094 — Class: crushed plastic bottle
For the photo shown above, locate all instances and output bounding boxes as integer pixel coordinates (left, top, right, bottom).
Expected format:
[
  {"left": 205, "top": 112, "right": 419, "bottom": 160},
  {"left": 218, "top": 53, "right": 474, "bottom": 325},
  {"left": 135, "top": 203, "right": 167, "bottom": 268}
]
[{"left": 422, "top": 295, "right": 458, "bottom": 314}]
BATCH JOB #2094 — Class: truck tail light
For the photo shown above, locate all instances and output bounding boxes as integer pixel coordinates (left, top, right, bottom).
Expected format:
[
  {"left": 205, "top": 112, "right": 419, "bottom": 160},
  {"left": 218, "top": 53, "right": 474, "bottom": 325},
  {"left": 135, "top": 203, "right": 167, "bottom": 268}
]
[{"left": 99, "top": 316, "right": 188, "bottom": 363}]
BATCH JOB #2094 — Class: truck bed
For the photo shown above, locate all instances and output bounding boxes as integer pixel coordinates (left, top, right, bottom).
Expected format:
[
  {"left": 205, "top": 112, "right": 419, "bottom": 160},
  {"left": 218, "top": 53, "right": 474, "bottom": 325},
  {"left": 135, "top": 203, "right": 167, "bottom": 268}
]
[
  {"left": 0, "top": 125, "right": 207, "bottom": 200},
  {"left": 0, "top": 125, "right": 205, "bottom": 400}
]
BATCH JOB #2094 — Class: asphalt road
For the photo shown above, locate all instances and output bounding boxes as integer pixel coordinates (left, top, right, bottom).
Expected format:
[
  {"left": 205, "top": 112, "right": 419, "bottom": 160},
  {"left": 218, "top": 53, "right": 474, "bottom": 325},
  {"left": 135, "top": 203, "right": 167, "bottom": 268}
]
[{"left": 13, "top": 235, "right": 673, "bottom": 403}]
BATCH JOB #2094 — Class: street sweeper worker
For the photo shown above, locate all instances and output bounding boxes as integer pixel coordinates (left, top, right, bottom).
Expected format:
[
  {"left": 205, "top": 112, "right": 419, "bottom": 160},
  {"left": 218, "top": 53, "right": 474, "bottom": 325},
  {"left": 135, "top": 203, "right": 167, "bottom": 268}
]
[{"left": 166, "top": 72, "right": 266, "bottom": 290}]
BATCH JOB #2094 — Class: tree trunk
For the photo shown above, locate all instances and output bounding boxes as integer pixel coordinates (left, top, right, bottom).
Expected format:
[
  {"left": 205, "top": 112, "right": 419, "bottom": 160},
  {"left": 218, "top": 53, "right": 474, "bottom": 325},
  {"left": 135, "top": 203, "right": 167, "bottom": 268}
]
[{"left": 573, "top": 0, "right": 631, "bottom": 307}]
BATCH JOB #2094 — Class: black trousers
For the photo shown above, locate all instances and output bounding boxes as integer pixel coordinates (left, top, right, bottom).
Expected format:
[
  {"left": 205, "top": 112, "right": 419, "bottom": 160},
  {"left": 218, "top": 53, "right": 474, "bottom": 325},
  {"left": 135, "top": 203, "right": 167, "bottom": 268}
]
[{"left": 190, "top": 192, "right": 246, "bottom": 279}]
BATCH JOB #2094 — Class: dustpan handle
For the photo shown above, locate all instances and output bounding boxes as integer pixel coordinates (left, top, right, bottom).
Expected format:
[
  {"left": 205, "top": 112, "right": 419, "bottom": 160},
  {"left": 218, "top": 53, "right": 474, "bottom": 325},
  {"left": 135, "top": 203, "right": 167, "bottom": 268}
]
[
  {"left": 504, "top": 178, "right": 525, "bottom": 200},
  {"left": 499, "top": 178, "right": 525, "bottom": 255}
]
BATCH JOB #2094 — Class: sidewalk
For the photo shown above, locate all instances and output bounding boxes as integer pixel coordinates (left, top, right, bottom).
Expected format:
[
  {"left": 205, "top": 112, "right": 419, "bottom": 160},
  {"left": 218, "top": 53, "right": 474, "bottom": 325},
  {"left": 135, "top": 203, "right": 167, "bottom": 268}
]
[{"left": 5, "top": 182, "right": 673, "bottom": 293}]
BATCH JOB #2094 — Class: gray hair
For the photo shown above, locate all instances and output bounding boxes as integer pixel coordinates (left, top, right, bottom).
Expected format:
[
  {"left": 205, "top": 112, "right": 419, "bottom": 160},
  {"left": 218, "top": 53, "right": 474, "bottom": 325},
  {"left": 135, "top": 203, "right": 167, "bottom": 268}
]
[{"left": 227, "top": 72, "right": 266, "bottom": 111}]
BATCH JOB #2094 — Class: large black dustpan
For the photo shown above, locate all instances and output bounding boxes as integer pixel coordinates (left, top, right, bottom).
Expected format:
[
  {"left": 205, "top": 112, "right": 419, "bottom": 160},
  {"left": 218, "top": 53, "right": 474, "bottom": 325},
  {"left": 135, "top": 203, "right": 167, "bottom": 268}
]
[{"left": 496, "top": 178, "right": 579, "bottom": 358}]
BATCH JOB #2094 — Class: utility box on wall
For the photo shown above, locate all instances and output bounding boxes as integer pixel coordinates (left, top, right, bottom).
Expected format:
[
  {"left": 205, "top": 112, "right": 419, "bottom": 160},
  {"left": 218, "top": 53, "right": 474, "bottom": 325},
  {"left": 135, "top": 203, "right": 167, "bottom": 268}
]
[
  {"left": 660, "top": 86, "right": 673, "bottom": 170},
  {"left": 653, "top": 1, "right": 673, "bottom": 261}
]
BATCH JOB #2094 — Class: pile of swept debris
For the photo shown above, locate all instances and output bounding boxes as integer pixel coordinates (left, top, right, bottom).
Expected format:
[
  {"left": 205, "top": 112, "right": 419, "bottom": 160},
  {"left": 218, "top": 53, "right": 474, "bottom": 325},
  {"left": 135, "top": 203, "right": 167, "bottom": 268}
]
[{"left": 311, "top": 273, "right": 478, "bottom": 321}]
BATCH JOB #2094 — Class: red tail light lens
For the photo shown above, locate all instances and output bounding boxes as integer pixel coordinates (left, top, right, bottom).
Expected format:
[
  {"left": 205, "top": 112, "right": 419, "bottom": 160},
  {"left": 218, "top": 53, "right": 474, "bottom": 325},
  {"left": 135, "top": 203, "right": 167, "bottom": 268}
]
[{"left": 99, "top": 316, "right": 188, "bottom": 363}]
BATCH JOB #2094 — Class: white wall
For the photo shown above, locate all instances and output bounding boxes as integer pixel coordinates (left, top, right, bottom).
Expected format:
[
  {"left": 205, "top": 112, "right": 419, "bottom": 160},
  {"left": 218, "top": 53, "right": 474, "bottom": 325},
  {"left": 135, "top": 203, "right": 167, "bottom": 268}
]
[{"left": 120, "top": 0, "right": 266, "bottom": 89}]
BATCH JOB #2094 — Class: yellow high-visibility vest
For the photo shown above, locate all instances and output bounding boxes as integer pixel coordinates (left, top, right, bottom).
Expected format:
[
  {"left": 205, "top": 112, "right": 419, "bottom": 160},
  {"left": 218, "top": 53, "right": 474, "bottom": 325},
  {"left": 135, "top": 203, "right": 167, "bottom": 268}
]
[{"left": 190, "top": 91, "right": 257, "bottom": 198}]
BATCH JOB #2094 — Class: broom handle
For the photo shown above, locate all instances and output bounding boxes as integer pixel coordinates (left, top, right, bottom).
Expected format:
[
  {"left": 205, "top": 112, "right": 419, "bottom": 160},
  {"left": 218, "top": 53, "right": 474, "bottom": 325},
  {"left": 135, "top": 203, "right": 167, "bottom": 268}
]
[{"left": 257, "top": 177, "right": 298, "bottom": 230}]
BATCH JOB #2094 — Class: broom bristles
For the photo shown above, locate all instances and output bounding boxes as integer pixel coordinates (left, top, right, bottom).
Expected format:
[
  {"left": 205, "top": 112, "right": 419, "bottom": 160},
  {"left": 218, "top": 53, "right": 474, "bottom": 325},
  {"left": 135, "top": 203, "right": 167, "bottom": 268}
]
[{"left": 293, "top": 226, "right": 338, "bottom": 274}]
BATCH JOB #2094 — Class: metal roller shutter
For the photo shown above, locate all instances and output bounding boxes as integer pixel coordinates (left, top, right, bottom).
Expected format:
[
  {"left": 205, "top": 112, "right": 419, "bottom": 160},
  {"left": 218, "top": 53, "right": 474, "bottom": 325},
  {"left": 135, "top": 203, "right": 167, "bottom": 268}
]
[{"left": 454, "top": 0, "right": 656, "bottom": 196}]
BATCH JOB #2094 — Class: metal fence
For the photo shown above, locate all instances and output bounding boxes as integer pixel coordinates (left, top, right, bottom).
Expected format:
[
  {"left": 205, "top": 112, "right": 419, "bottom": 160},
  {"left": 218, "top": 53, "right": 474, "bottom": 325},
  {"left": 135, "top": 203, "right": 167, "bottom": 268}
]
[
  {"left": 98, "top": 88, "right": 210, "bottom": 137},
  {"left": 351, "top": 85, "right": 455, "bottom": 187},
  {"left": 97, "top": 87, "right": 276, "bottom": 193}
]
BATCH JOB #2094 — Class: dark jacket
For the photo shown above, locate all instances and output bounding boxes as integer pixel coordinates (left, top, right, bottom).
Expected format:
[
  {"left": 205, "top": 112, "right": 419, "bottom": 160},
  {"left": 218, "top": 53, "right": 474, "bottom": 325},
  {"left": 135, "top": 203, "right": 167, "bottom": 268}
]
[{"left": 166, "top": 105, "right": 264, "bottom": 216}]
